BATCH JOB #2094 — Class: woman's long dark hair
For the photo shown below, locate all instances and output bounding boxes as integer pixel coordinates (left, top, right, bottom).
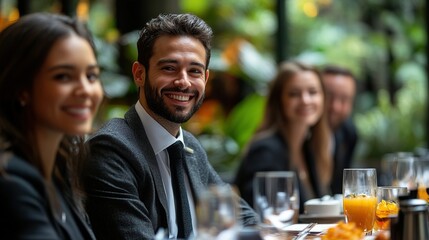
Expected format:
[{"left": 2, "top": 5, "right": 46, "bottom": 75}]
[{"left": 0, "top": 12, "right": 97, "bottom": 212}]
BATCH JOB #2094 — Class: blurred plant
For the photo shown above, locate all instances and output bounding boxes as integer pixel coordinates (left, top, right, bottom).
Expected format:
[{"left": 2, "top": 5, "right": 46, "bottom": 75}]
[
  {"left": 85, "top": 1, "right": 136, "bottom": 124},
  {"left": 181, "top": 0, "right": 276, "bottom": 52},
  {"left": 180, "top": 0, "right": 426, "bottom": 173},
  {"left": 355, "top": 62, "right": 427, "bottom": 161},
  {"left": 27, "top": 0, "right": 422, "bottom": 176}
]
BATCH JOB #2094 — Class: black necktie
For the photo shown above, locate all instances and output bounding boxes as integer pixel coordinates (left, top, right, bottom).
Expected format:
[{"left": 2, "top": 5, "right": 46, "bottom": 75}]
[{"left": 167, "top": 141, "right": 193, "bottom": 238}]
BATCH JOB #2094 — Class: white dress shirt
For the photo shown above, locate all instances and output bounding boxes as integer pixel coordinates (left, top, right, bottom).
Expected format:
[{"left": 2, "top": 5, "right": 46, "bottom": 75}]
[{"left": 135, "top": 101, "right": 197, "bottom": 238}]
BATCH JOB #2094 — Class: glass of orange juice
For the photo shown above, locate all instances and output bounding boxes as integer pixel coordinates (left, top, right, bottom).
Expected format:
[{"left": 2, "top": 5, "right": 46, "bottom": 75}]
[
  {"left": 343, "top": 168, "right": 377, "bottom": 235},
  {"left": 415, "top": 159, "right": 429, "bottom": 203},
  {"left": 373, "top": 186, "right": 408, "bottom": 232}
]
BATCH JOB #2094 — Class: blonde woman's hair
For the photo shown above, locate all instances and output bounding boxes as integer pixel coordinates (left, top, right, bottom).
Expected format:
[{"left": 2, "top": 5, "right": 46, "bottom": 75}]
[{"left": 257, "top": 61, "right": 333, "bottom": 190}]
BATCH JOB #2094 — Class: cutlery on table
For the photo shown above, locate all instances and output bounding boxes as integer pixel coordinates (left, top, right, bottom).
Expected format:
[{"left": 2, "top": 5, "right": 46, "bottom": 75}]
[{"left": 293, "top": 222, "right": 317, "bottom": 240}]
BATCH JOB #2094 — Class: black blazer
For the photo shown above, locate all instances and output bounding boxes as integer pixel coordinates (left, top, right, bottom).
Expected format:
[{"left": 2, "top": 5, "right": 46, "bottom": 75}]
[
  {"left": 82, "top": 106, "right": 259, "bottom": 239},
  {"left": 330, "top": 118, "right": 358, "bottom": 194},
  {"left": 233, "top": 131, "right": 324, "bottom": 213},
  {"left": 0, "top": 153, "right": 95, "bottom": 240}
]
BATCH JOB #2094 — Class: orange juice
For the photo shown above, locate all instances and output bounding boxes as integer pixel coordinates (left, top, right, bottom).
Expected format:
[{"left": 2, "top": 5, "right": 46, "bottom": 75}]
[
  {"left": 417, "top": 186, "right": 429, "bottom": 203},
  {"left": 373, "top": 199, "right": 399, "bottom": 231},
  {"left": 343, "top": 194, "right": 377, "bottom": 233}
]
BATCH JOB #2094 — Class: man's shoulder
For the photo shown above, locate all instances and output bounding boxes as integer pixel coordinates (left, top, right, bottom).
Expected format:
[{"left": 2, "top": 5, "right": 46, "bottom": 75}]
[
  {"left": 334, "top": 118, "right": 358, "bottom": 145},
  {"left": 95, "top": 118, "right": 127, "bottom": 132},
  {"left": 92, "top": 116, "right": 138, "bottom": 139},
  {"left": 92, "top": 106, "right": 138, "bottom": 136},
  {"left": 337, "top": 118, "right": 357, "bottom": 135}
]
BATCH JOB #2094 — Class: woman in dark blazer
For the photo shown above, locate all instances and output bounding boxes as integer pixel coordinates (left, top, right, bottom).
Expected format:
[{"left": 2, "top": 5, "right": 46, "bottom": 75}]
[
  {"left": 0, "top": 13, "right": 103, "bottom": 239},
  {"left": 234, "top": 61, "right": 333, "bottom": 213}
]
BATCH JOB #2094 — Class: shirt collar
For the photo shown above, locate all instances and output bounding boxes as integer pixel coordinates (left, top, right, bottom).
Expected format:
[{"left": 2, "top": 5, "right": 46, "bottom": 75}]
[{"left": 134, "top": 101, "right": 184, "bottom": 155}]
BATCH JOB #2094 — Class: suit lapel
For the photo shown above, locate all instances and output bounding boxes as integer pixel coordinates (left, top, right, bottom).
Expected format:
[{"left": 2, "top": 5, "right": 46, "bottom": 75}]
[
  {"left": 124, "top": 107, "right": 170, "bottom": 220},
  {"left": 182, "top": 145, "right": 200, "bottom": 201}
]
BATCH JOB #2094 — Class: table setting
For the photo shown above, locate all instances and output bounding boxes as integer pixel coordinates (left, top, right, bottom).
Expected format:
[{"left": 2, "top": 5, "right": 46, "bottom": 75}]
[
  {"left": 250, "top": 167, "right": 429, "bottom": 240},
  {"left": 193, "top": 162, "right": 429, "bottom": 240}
]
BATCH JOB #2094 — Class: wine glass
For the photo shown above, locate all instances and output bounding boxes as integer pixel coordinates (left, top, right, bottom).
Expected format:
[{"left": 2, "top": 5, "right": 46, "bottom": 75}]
[
  {"left": 394, "top": 153, "right": 417, "bottom": 189},
  {"left": 343, "top": 168, "right": 377, "bottom": 235},
  {"left": 253, "top": 171, "right": 299, "bottom": 232},
  {"left": 380, "top": 152, "right": 416, "bottom": 188},
  {"left": 195, "top": 184, "right": 240, "bottom": 240}
]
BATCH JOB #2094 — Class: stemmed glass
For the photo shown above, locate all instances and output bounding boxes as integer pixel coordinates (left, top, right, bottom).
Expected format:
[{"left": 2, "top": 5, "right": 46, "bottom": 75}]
[
  {"left": 253, "top": 171, "right": 299, "bottom": 232},
  {"left": 380, "top": 152, "right": 416, "bottom": 188},
  {"left": 343, "top": 168, "right": 377, "bottom": 235},
  {"left": 394, "top": 153, "right": 417, "bottom": 189}
]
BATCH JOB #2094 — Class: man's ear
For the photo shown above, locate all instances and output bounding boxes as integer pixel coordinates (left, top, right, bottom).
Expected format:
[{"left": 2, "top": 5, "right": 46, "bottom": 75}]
[
  {"left": 204, "top": 69, "right": 210, "bottom": 83},
  {"left": 132, "top": 61, "right": 145, "bottom": 87}
]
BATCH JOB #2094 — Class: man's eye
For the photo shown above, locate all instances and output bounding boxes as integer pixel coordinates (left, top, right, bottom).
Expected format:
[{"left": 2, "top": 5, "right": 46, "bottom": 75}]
[
  {"left": 189, "top": 69, "right": 202, "bottom": 74},
  {"left": 162, "top": 66, "right": 175, "bottom": 71}
]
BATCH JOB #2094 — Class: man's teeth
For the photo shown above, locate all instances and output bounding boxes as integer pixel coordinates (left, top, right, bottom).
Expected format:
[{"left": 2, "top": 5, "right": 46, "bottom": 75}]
[{"left": 170, "top": 94, "right": 189, "bottom": 101}]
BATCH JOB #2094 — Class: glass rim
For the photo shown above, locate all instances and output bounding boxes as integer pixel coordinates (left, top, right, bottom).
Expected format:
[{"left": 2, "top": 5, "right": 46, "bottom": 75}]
[
  {"left": 343, "top": 168, "right": 376, "bottom": 171},
  {"left": 255, "top": 171, "right": 295, "bottom": 178},
  {"left": 377, "top": 186, "right": 408, "bottom": 190},
  {"left": 383, "top": 158, "right": 417, "bottom": 162}
]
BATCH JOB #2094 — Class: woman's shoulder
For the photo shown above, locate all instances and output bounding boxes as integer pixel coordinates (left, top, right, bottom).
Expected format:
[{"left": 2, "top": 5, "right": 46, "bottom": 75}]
[
  {"left": 0, "top": 153, "right": 45, "bottom": 197},
  {"left": 241, "top": 131, "right": 289, "bottom": 164},
  {"left": 0, "top": 153, "right": 62, "bottom": 239},
  {"left": 249, "top": 130, "right": 286, "bottom": 149},
  {"left": 1, "top": 152, "right": 41, "bottom": 177}
]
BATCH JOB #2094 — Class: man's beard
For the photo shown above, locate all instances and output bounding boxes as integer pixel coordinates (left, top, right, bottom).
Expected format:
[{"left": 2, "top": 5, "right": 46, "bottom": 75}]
[{"left": 144, "top": 75, "right": 205, "bottom": 123}]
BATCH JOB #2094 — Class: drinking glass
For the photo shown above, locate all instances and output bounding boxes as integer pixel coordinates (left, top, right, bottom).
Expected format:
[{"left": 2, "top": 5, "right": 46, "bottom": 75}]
[
  {"left": 415, "top": 159, "right": 429, "bottom": 203},
  {"left": 195, "top": 185, "right": 240, "bottom": 240},
  {"left": 394, "top": 153, "right": 417, "bottom": 189},
  {"left": 343, "top": 168, "right": 377, "bottom": 235},
  {"left": 380, "top": 152, "right": 416, "bottom": 188},
  {"left": 253, "top": 171, "right": 299, "bottom": 231},
  {"left": 373, "top": 186, "right": 408, "bottom": 232}
]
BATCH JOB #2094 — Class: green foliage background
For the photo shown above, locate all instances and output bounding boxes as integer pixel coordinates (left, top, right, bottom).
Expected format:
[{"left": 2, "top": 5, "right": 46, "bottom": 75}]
[
  {"left": 178, "top": 0, "right": 427, "bottom": 172},
  {"left": 77, "top": 0, "right": 427, "bottom": 175}
]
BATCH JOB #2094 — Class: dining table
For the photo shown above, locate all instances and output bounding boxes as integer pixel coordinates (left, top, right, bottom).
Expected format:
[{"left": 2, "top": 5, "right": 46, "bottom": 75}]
[{"left": 259, "top": 223, "right": 337, "bottom": 240}]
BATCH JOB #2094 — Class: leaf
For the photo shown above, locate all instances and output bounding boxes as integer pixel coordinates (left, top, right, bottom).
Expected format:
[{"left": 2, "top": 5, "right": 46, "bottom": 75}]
[{"left": 224, "top": 93, "right": 266, "bottom": 148}]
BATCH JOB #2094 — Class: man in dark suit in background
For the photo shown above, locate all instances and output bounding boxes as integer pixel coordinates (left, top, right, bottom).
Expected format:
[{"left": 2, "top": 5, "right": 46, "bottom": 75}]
[
  {"left": 322, "top": 65, "right": 358, "bottom": 194},
  {"left": 82, "top": 13, "right": 259, "bottom": 240}
]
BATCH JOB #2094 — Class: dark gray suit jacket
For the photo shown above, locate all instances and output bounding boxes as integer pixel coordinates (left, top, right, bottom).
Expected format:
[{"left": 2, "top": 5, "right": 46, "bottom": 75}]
[{"left": 82, "top": 106, "right": 259, "bottom": 240}]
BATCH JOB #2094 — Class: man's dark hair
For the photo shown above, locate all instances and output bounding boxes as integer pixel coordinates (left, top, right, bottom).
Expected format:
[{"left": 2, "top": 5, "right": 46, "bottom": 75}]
[
  {"left": 137, "top": 13, "right": 213, "bottom": 70},
  {"left": 321, "top": 65, "right": 355, "bottom": 81}
]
